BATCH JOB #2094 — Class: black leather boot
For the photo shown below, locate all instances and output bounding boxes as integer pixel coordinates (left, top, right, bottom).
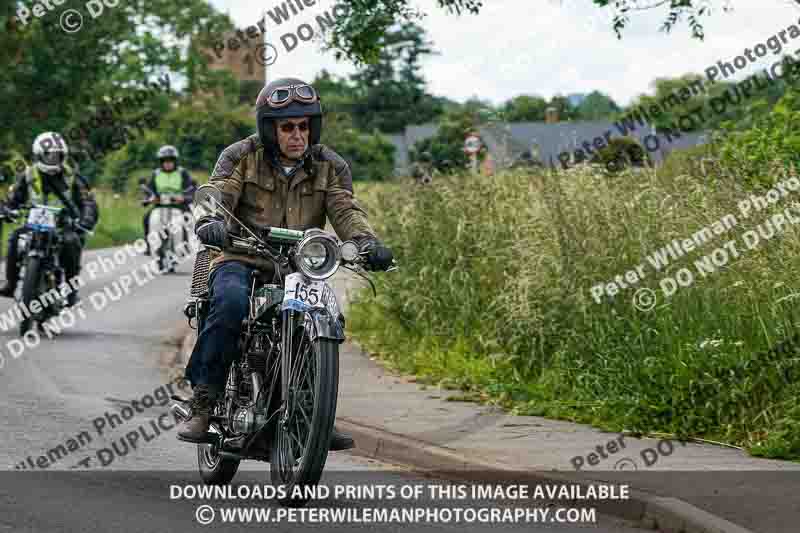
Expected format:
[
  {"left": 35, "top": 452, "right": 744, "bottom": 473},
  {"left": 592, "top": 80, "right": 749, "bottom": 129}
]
[{"left": 177, "top": 385, "right": 217, "bottom": 444}]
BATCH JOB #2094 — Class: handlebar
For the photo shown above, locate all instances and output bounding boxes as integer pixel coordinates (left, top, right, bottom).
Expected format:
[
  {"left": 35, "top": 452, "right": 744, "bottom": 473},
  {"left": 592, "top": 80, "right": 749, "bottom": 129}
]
[
  {"left": 0, "top": 209, "right": 20, "bottom": 222},
  {"left": 0, "top": 204, "right": 92, "bottom": 235},
  {"left": 226, "top": 233, "right": 397, "bottom": 271}
]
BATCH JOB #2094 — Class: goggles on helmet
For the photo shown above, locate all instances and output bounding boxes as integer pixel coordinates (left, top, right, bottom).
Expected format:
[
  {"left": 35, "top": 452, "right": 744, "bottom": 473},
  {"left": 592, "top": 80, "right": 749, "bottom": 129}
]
[{"left": 266, "top": 84, "right": 318, "bottom": 109}]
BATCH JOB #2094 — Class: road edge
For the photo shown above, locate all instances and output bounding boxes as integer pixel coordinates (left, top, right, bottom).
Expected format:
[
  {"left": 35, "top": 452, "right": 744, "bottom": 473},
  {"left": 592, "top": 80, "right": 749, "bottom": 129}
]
[{"left": 174, "top": 332, "right": 754, "bottom": 533}]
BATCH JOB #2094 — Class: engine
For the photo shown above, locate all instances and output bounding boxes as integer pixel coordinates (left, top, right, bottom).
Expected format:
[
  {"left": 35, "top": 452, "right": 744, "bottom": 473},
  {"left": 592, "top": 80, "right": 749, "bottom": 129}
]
[{"left": 232, "top": 406, "right": 268, "bottom": 434}]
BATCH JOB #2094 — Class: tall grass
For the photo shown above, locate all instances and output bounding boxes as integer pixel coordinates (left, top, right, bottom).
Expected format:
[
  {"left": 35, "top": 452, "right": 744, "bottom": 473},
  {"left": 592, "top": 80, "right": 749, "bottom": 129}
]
[{"left": 350, "top": 163, "right": 800, "bottom": 460}]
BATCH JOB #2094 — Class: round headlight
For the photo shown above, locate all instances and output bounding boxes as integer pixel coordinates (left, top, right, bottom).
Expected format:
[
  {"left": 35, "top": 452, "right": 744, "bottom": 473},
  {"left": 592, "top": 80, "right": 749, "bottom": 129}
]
[
  {"left": 340, "top": 241, "right": 359, "bottom": 263},
  {"left": 302, "top": 241, "right": 328, "bottom": 269},
  {"left": 295, "top": 232, "right": 341, "bottom": 280}
]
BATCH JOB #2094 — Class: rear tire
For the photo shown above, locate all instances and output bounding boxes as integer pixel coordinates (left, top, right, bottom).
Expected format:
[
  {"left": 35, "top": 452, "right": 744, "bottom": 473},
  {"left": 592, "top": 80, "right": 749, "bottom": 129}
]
[
  {"left": 19, "top": 257, "right": 41, "bottom": 336},
  {"left": 270, "top": 334, "right": 339, "bottom": 507}
]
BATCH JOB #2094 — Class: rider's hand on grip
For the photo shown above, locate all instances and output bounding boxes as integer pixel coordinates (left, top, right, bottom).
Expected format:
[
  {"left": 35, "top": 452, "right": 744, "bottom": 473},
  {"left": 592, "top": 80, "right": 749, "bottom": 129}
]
[
  {"left": 360, "top": 239, "right": 394, "bottom": 271},
  {"left": 196, "top": 217, "right": 227, "bottom": 250}
]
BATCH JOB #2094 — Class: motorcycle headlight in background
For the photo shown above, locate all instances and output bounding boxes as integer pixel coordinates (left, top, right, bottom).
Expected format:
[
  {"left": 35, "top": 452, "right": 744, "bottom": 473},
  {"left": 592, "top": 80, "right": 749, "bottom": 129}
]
[{"left": 295, "top": 230, "right": 341, "bottom": 281}]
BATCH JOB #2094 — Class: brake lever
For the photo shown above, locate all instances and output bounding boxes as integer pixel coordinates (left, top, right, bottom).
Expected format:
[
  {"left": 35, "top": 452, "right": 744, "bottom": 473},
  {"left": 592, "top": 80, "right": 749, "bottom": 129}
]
[{"left": 75, "top": 223, "right": 94, "bottom": 236}]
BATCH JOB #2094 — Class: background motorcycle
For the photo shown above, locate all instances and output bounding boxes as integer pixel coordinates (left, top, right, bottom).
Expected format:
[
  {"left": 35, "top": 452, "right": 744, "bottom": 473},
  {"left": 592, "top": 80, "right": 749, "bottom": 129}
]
[
  {"left": 140, "top": 184, "right": 193, "bottom": 273},
  {"left": 0, "top": 204, "right": 90, "bottom": 335},
  {"left": 173, "top": 184, "right": 393, "bottom": 507}
]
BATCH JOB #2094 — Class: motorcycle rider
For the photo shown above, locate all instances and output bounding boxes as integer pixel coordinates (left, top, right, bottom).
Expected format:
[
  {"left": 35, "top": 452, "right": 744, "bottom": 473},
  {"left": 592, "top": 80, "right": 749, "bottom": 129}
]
[
  {"left": 142, "top": 145, "right": 195, "bottom": 256},
  {"left": 0, "top": 132, "right": 99, "bottom": 305},
  {"left": 177, "top": 78, "right": 394, "bottom": 450}
]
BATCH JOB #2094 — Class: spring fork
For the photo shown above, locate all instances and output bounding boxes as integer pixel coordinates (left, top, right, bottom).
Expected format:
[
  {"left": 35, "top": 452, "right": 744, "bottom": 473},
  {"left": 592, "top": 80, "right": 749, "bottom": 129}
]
[{"left": 280, "top": 309, "right": 294, "bottom": 427}]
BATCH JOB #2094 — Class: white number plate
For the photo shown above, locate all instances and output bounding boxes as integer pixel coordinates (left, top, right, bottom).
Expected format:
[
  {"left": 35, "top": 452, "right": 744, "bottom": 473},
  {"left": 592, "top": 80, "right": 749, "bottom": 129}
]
[
  {"left": 282, "top": 272, "right": 325, "bottom": 310},
  {"left": 27, "top": 207, "right": 56, "bottom": 229}
]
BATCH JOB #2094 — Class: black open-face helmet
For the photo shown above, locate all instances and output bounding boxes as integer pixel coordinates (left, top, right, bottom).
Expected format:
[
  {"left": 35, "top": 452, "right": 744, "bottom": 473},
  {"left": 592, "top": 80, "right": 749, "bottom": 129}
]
[{"left": 256, "top": 77, "right": 322, "bottom": 156}]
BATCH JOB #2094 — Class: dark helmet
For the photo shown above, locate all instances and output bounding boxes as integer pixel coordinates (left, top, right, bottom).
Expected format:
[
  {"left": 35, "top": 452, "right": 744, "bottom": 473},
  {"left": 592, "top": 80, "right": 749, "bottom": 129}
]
[
  {"left": 255, "top": 77, "right": 323, "bottom": 155},
  {"left": 157, "top": 145, "right": 179, "bottom": 162}
]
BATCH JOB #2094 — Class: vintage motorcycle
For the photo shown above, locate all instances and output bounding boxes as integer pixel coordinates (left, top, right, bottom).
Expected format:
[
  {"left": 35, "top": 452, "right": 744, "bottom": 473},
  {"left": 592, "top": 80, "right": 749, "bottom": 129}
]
[
  {"left": 140, "top": 184, "right": 194, "bottom": 273},
  {"left": 0, "top": 203, "right": 89, "bottom": 335},
  {"left": 172, "top": 184, "right": 393, "bottom": 507}
]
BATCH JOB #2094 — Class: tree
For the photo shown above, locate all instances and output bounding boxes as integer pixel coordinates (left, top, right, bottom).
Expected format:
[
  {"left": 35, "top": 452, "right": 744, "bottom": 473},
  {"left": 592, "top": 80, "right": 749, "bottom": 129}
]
[
  {"left": 547, "top": 95, "right": 577, "bottom": 121},
  {"left": 716, "top": 87, "right": 800, "bottom": 188},
  {"left": 322, "top": 0, "right": 728, "bottom": 67},
  {"left": 1, "top": 0, "right": 233, "bottom": 165},
  {"left": 409, "top": 108, "right": 477, "bottom": 174},
  {"left": 321, "top": 111, "right": 396, "bottom": 181},
  {"left": 346, "top": 22, "right": 443, "bottom": 133},
  {"left": 502, "top": 95, "right": 549, "bottom": 122},
  {"left": 575, "top": 91, "right": 620, "bottom": 120},
  {"left": 620, "top": 72, "right": 795, "bottom": 133},
  {"left": 588, "top": 0, "right": 732, "bottom": 41},
  {"left": 325, "top": 0, "right": 482, "bottom": 65}
]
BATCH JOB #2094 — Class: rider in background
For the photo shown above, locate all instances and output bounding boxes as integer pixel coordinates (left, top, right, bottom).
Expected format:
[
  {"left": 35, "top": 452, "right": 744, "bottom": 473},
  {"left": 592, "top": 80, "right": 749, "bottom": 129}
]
[
  {"left": 0, "top": 132, "right": 99, "bottom": 306},
  {"left": 142, "top": 145, "right": 195, "bottom": 256}
]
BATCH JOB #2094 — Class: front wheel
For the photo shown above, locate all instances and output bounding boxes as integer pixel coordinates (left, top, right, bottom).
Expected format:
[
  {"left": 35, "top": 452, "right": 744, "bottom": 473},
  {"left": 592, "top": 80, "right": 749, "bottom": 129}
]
[
  {"left": 19, "top": 257, "right": 41, "bottom": 336},
  {"left": 157, "top": 235, "right": 174, "bottom": 273},
  {"left": 271, "top": 331, "right": 339, "bottom": 507}
]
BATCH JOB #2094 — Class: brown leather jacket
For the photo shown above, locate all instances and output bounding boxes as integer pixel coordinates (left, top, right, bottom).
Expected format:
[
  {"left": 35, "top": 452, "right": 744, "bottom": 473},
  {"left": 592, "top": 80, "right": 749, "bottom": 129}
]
[{"left": 206, "top": 134, "right": 377, "bottom": 272}]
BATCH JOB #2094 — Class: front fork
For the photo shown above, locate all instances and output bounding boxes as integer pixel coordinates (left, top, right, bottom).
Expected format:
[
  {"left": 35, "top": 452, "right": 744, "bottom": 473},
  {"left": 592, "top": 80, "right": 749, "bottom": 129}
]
[{"left": 280, "top": 309, "right": 296, "bottom": 428}]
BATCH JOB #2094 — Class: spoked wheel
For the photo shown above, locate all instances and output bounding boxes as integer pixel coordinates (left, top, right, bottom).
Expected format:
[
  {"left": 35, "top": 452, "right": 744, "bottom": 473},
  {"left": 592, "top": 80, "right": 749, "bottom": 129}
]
[
  {"left": 197, "top": 422, "right": 240, "bottom": 485},
  {"left": 156, "top": 210, "right": 178, "bottom": 273},
  {"left": 271, "top": 324, "right": 339, "bottom": 507}
]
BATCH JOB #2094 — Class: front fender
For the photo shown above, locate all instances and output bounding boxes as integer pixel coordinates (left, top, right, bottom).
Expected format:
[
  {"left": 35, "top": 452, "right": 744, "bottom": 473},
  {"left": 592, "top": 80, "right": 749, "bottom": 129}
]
[
  {"left": 304, "top": 307, "right": 345, "bottom": 344},
  {"left": 302, "top": 282, "right": 345, "bottom": 343}
]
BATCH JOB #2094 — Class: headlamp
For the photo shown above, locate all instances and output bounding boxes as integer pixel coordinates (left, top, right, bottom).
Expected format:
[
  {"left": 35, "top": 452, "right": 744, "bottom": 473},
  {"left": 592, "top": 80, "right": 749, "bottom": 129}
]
[{"left": 295, "top": 229, "right": 341, "bottom": 280}]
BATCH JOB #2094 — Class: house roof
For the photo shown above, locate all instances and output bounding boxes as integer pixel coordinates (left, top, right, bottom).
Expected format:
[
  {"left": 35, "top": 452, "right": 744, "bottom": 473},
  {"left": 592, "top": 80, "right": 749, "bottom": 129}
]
[{"left": 387, "top": 120, "right": 709, "bottom": 175}]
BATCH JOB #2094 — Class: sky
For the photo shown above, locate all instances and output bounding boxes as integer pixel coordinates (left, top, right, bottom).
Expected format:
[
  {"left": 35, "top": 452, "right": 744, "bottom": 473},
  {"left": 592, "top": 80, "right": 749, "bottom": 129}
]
[{"left": 208, "top": 0, "right": 800, "bottom": 107}]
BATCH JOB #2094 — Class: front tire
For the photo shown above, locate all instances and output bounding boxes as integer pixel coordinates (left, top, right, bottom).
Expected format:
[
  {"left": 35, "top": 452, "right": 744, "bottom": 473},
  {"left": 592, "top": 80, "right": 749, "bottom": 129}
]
[
  {"left": 19, "top": 257, "right": 41, "bottom": 336},
  {"left": 271, "top": 332, "right": 339, "bottom": 507}
]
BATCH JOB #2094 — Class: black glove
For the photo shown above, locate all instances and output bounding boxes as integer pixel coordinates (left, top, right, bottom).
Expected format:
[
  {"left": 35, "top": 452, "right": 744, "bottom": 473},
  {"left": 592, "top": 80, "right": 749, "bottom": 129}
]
[
  {"left": 75, "top": 219, "right": 93, "bottom": 233},
  {"left": 360, "top": 239, "right": 394, "bottom": 271},
  {"left": 196, "top": 217, "right": 227, "bottom": 249}
]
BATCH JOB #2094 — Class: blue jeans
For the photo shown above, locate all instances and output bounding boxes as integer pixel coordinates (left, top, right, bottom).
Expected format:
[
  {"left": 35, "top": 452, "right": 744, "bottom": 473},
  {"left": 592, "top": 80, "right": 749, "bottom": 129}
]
[{"left": 184, "top": 261, "right": 254, "bottom": 395}]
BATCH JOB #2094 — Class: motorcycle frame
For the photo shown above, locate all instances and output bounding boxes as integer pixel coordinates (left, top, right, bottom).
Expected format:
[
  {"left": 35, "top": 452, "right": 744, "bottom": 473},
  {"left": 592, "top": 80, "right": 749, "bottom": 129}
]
[{"left": 189, "top": 264, "right": 346, "bottom": 455}]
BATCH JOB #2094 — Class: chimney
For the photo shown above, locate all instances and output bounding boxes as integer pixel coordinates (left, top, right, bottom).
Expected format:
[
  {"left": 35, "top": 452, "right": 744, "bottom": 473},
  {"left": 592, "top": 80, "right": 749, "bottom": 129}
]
[{"left": 545, "top": 106, "right": 559, "bottom": 124}]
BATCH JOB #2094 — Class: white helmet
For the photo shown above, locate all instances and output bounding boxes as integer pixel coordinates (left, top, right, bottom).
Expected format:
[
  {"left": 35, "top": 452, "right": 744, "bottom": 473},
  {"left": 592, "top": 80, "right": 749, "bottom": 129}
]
[{"left": 32, "top": 132, "right": 69, "bottom": 175}]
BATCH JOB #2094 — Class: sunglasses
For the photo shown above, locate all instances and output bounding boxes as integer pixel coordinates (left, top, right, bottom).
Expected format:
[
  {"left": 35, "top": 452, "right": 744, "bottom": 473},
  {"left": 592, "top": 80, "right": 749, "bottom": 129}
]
[
  {"left": 267, "top": 84, "right": 318, "bottom": 109},
  {"left": 278, "top": 121, "right": 310, "bottom": 134}
]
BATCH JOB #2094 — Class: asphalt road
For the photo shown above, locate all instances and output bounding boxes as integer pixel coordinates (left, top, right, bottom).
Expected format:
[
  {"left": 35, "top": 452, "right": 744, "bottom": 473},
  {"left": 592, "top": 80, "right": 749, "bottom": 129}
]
[{"left": 0, "top": 246, "right": 644, "bottom": 533}]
